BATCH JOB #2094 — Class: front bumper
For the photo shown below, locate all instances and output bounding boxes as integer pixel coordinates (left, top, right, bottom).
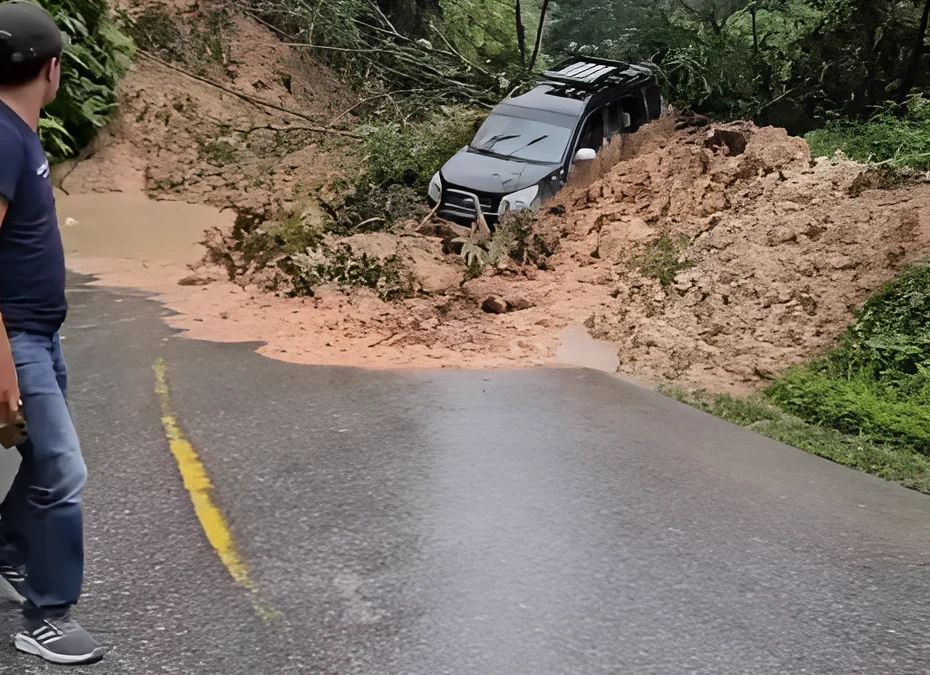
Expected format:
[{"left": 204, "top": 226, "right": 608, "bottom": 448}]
[{"left": 436, "top": 187, "right": 502, "bottom": 224}]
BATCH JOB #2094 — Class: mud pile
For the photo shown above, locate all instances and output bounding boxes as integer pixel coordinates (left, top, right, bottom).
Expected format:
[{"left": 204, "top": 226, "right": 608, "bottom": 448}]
[
  {"left": 61, "top": 12, "right": 930, "bottom": 389},
  {"left": 57, "top": 1, "right": 357, "bottom": 217},
  {"left": 534, "top": 118, "right": 930, "bottom": 391}
]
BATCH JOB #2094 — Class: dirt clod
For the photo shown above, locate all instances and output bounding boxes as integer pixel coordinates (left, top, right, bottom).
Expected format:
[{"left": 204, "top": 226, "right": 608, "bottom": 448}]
[{"left": 481, "top": 296, "right": 508, "bottom": 314}]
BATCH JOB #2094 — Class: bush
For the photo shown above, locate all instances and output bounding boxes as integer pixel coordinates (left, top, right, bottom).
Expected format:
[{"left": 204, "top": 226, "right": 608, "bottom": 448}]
[
  {"left": 324, "top": 183, "right": 429, "bottom": 235},
  {"left": 39, "top": 0, "right": 134, "bottom": 160},
  {"left": 363, "top": 107, "right": 486, "bottom": 191},
  {"left": 767, "top": 370, "right": 930, "bottom": 452},
  {"left": 764, "top": 262, "right": 930, "bottom": 455},
  {"left": 665, "top": 387, "right": 930, "bottom": 494},
  {"left": 806, "top": 98, "right": 930, "bottom": 171},
  {"left": 280, "top": 242, "right": 412, "bottom": 300},
  {"left": 672, "top": 262, "right": 930, "bottom": 490},
  {"left": 631, "top": 235, "right": 694, "bottom": 287}
]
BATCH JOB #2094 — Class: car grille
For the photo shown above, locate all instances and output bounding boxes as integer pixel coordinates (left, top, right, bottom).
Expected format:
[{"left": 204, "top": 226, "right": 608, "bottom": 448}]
[{"left": 440, "top": 188, "right": 499, "bottom": 220}]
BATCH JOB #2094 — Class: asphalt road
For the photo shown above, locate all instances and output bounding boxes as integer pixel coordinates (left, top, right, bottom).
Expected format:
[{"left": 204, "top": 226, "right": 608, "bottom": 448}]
[{"left": 1, "top": 274, "right": 929, "bottom": 674}]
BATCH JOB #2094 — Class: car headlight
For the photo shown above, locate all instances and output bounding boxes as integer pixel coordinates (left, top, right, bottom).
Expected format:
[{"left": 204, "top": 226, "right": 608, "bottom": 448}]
[
  {"left": 428, "top": 172, "right": 442, "bottom": 203},
  {"left": 498, "top": 184, "right": 540, "bottom": 214}
]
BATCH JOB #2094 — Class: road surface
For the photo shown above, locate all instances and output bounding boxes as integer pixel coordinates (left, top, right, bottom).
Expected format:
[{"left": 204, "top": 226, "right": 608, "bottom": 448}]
[{"left": 1, "top": 274, "right": 929, "bottom": 674}]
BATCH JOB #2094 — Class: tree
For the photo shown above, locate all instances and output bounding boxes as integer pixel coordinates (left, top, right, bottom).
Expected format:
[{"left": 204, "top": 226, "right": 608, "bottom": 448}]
[
  {"left": 38, "top": 0, "right": 134, "bottom": 159},
  {"left": 897, "top": 0, "right": 930, "bottom": 107}
]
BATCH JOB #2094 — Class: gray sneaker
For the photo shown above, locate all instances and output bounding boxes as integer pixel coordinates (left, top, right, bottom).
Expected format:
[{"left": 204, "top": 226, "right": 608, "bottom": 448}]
[
  {"left": 14, "top": 614, "right": 104, "bottom": 665},
  {"left": 0, "top": 563, "right": 26, "bottom": 603}
]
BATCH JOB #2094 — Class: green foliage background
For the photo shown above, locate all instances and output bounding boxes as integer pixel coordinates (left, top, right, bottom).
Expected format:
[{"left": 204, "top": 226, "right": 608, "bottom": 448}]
[
  {"left": 548, "top": 0, "right": 928, "bottom": 134},
  {"left": 37, "top": 0, "right": 133, "bottom": 161},
  {"left": 806, "top": 97, "right": 930, "bottom": 169}
]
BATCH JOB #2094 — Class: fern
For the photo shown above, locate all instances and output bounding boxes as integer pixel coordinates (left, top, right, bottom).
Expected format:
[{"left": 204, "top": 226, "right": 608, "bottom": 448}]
[{"left": 38, "top": 0, "right": 134, "bottom": 161}]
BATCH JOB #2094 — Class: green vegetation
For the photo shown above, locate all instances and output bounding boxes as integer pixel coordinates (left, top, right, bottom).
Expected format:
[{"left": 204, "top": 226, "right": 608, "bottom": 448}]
[
  {"left": 38, "top": 0, "right": 134, "bottom": 160},
  {"left": 460, "top": 211, "right": 553, "bottom": 276},
  {"left": 631, "top": 235, "right": 694, "bottom": 287},
  {"left": 671, "top": 262, "right": 930, "bottom": 492},
  {"left": 320, "top": 106, "right": 484, "bottom": 233},
  {"left": 548, "top": 0, "right": 930, "bottom": 135},
  {"left": 665, "top": 388, "right": 930, "bottom": 494},
  {"left": 767, "top": 263, "right": 930, "bottom": 451},
  {"left": 281, "top": 242, "right": 412, "bottom": 300},
  {"left": 806, "top": 97, "right": 930, "bottom": 170},
  {"left": 363, "top": 108, "right": 486, "bottom": 191},
  {"left": 241, "top": 0, "right": 531, "bottom": 110}
]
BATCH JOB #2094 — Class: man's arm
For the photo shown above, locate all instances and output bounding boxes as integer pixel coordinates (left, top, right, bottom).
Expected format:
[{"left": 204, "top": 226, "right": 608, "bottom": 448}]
[{"left": 0, "top": 198, "right": 20, "bottom": 424}]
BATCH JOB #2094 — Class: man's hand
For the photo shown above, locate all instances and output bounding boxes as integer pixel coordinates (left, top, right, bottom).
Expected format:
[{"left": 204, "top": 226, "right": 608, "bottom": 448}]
[
  {"left": 0, "top": 350, "right": 19, "bottom": 425},
  {"left": 0, "top": 197, "right": 18, "bottom": 424}
]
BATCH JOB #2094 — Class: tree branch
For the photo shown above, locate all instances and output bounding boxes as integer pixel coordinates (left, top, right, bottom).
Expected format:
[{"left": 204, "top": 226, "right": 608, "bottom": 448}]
[
  {"left": 137, "top": 50, "right": 333, "bottom": 127},
  {"left": 235, "top": 123, "right": 363, "bottom": 138}
]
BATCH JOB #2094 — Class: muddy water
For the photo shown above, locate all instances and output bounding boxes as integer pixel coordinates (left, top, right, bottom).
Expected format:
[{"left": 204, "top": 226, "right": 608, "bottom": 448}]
[
  {"left": 57, "top": 190, "right": 233, "bottom": 265},
  {"left": 555, "top": 326, "right": 620, "bottom": 373}
]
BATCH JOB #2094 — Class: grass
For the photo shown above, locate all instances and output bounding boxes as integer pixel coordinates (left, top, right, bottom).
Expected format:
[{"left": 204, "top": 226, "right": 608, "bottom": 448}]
[
  {"left": 665, "top": 261, "right": 930, "bottom": 494},
  {"left": 805, "top": 96, "right": 930, "bottom": 171},
  {"left": 664, "top": 388, "right": 930, "bottom": 494},
  {"left": 631, "top": 235, "right": 694, "bottom": 287}
]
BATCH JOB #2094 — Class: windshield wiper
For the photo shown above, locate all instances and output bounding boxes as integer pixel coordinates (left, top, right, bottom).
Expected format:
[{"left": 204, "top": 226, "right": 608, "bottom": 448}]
[
  {"left": 503, "top": 134, "right": 549, "bottom": 158},
  {"left": 475, "top": 133, "right": 520, "bottom": 151}
]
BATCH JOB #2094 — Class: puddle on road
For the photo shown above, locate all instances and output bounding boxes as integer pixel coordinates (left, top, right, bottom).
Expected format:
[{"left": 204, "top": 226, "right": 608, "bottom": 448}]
[
  {"left": 57, "top": 190, "right": 234, "bottom": 265},
  {"left": 555, "top": 325, "right": 619, "bottom": 373}
]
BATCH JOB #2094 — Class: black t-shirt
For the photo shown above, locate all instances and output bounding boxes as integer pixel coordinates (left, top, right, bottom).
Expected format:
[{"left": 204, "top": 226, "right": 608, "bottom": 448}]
[{"left": 0, "top": 99, "right": 67, "bottom": 336}]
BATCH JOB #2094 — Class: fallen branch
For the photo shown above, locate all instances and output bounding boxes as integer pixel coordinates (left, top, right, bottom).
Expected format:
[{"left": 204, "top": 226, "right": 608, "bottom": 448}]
[
  {"left": 329, "top": 89, "right": 422, "bottom": 127},
  {"left": 368, "top": 332, "right": 400, "bottom": 348},
  {"left": 137, "top": 50, "right": 336, "bottom": 128},
  {"left": 235, "top": 123, "right": 363, "bottom": 139},
  {"left": 356, "top": 217, "right": 387, "bottom": 228},
  {"left": 418, "top": 203, "right": 440, "bottom": 229}
]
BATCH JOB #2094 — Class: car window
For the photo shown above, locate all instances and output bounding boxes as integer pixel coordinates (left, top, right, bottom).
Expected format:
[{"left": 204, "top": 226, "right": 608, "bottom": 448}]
[
  {"left": 470, "top": 114, "right": 574, "bottom": 164},
  {"left": 606, "top": 96, "right": 647, "bottom": 136},
  {"left": 578, "top": 110, "right": 607, "bottom": 151}
]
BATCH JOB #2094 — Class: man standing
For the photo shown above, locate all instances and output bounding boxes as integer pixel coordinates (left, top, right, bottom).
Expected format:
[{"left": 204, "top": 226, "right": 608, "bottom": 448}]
[{"left": 0, "top": 1, "right": 102, "bottom": 664}]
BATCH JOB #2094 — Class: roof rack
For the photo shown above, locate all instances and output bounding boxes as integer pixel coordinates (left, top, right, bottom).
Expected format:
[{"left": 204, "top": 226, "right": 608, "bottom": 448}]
[{"left": 541, "top": 57, "right": 656, "bottom": 98}]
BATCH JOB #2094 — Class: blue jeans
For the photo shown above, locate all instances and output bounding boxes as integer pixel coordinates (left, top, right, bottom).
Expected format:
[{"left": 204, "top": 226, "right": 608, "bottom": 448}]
[{"left": 0, "top": 331, "right": 86, "bottom": 612}]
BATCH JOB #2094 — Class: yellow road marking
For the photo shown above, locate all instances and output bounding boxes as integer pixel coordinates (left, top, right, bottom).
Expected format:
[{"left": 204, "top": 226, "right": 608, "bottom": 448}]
[{"left": 153, "top": 358, "right": 279, "bottom": 622}]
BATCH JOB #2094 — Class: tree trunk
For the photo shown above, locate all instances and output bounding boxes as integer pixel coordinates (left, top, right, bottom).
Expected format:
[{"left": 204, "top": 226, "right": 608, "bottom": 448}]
[
  {"left": 515, "top": 0, "right": 527, "bottom": 67},
  {"left": 528, "top": 0, "right": 551, "bottom": 72},
  {"left": 896, "top": 0, "right": 930, "bottom": 109}
]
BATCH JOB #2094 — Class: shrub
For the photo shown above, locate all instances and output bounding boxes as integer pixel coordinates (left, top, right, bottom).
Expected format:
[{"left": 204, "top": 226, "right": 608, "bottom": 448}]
[
  {"left": 763, "top": 262, "right": 930, "bottom": 455},
  {"left": 805, "top": 98, "right": 930, "bottom": 171},
  {"left": 631, "top": 235, "right": 694, "bottom": 287},
  {"left": 39, "top": 0, "right": 134, "bottom": 160},
  {"left": 363, "top": 106, "right": 486, "bottom": 191},
  {"left": 280, "top": 242, "right": 412, "bottom": 300},
  {"left": 665, "top": 387, "right": 930, "bottom": 494},
  {"left": 829, "top": 262, "right": 930, "bottom": 378},
  {"left": 767, "top": 370, "right": 930, "bottom": 452}
]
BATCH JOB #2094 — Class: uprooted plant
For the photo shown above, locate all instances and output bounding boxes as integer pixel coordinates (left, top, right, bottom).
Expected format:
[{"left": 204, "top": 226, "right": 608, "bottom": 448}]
[
  {"left": 279, "top": 242, "right": 414, "bottom": 300},
  {"left": 460, "top": 211, "right": 555, "bottom": 276}
]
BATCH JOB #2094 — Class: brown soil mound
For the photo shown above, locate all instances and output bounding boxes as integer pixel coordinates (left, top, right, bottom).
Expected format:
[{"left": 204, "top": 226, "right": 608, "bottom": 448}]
[
  {"left": 61, "top": 12, "right": 930, "bottom": 389},
  {"left": 59, "top": 1, "right": 358, "bottom": 216},
  {"left": 532, "top": 119, "right": 930, "bottom": 391}
]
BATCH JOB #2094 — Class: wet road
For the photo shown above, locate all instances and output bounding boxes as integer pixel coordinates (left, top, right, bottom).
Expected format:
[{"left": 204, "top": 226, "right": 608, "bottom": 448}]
[{"left": 1, "top": 275, "right": 929, "bottom": 674}]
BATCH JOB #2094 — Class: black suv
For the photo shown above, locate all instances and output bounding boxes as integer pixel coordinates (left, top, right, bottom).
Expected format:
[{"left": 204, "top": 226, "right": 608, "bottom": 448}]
[{"left": 428, "top": 57, "right": 661, "bottom": 224}]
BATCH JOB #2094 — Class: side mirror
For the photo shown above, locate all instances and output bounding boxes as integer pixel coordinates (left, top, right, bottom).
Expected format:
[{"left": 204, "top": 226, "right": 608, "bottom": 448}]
[{"left": 573, "top": 148, "right": 597, "bottom": 163}]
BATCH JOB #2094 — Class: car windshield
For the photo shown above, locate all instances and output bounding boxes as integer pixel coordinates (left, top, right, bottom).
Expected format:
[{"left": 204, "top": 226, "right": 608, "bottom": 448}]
[{"left": 470, "top": 114, "right": 573, "bottom": 164}]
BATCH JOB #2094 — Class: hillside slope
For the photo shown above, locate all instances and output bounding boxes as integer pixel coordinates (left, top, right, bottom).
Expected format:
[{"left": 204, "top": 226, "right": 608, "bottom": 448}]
[{"left": 59, "top": 5, "right": 930, "bottom": 390}]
